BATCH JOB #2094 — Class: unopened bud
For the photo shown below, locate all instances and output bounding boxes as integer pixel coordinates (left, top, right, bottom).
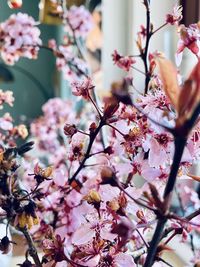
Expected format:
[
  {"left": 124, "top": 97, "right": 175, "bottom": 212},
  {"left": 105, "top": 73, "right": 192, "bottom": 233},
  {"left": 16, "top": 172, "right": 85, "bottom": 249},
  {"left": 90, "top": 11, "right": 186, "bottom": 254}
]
[
  {"left": 64, "top": 124, "right": 77, "bottom": 137},
  {"left": 84, "top": 190, "right": 101, "bottom": 204},
  {"left": 100, "top": 167, "right": 118, "bottom": 187}
]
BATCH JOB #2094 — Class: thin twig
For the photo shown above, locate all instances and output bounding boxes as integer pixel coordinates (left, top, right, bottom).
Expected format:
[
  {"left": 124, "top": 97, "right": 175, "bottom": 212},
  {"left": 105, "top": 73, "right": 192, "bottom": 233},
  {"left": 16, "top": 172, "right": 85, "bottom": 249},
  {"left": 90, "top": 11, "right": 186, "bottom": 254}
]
[
  {"left": 151, "top": 22, "right": 168, "bottom": 36},
  {"left": 142, "top": 0, "right": 151, "bottom": 94},
  {"left": 68, "top": 120, "right": 105, "bottom": 186},
  {"left": 19, "top": 227, "right": 42, "bottom": 267}
]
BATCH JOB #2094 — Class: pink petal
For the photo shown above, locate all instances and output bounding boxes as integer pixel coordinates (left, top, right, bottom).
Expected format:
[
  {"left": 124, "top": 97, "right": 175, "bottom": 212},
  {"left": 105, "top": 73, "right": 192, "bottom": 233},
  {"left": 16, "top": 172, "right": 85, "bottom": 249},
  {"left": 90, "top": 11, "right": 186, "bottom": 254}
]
[
  {"left": 71, "top": 223, "right": 95, "bottom": 245},
  {"left": 113, "top": 253, "right": 136, "bottom": 267}
]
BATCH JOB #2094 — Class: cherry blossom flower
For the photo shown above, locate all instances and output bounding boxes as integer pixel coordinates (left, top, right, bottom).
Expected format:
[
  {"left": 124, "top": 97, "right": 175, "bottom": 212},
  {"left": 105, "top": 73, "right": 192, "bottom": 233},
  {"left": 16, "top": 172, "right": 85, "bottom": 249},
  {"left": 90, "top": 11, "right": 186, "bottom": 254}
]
[
  {"left": 166, "top": 3, "right": 183, "bottom": 25},
  {"left": 176, "top": 23, "right": 200, "bottom": 65},
  {"left": 0, "top": 13, "right": 42, "bottom": 65},
  {"left": 0, "top": 90, "right": 14, "bottom": 108},
  {"left": 71, "top": 78, "right": 94, "bottom": 99},
  {"left": 112, "top": 50, "right": 136, "bottom": 72},
  {"left": 49, "top": 39, "right": 90, "bottom": 82},
  {"left": 65, "top": 6, "right": 94, "bottom": 39},
  {"left": 71, "top": 210, "right": 117, "bottom": 245},
  {"left": 0, "top": 113, "right": 13, "bottom": 131}
]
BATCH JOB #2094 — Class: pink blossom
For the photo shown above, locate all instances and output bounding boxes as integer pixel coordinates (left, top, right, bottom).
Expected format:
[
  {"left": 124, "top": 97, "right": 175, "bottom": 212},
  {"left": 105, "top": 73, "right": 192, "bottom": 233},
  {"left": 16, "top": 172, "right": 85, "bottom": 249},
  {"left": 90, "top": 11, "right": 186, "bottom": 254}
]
[
  {"left": 71, "top": 78, "right": 94, "bottom": 99},
  {"left": 65, "top": 6, "right": 94, "bottom": 39},
  {"left": 54, "top": 43, "right": 89, "bottom": 82},
  {"left": 0, "top": 90, "right": 14, "bottom": 108},
  {"left": 166, "top": 3, "right": 183, "bottom": 25},
  {"left": 0, "top": 113, "right": 13, "bottom": 131},
  {"left": 112, "top": 252, "right": 136, "bottom": 266},
  {"left": 112, "top": 50, "right": 136, "bottom": 71},
  {"left": 68, "top": 132, "right": 87, "bottom": 161},
  {"left": 0, "top": 13, "right": 42, "bottom": 65},
  {"left": 176, "top": 23, "right": 200, "bottom": 65},
  {"left": 72, "top": 210, "right": 117, "bottom": 245}
]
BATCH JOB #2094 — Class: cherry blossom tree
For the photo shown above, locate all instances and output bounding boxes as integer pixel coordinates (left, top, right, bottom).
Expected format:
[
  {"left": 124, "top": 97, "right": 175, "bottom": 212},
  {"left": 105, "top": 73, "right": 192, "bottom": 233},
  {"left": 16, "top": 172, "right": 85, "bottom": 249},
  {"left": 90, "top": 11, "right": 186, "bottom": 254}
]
[{"left": 0, "top": 1, "right": 200, "bottom": 267}]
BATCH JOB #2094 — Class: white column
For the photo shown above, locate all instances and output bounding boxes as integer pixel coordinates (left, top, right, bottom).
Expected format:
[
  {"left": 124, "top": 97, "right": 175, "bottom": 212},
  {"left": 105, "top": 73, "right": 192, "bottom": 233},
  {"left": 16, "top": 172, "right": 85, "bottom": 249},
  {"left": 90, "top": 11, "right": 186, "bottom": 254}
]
[{"left": 102, "top": 0, "right": 130, "bottom": 90}]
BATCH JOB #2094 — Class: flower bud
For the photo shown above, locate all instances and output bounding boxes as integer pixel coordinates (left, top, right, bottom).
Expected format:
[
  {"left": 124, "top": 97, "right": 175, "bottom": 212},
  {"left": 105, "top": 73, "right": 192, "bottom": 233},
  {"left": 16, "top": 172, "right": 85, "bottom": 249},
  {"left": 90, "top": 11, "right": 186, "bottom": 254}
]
[
  {"left": 100, "top": 166, "right": 118, "bottom": 187},
  {"left": 104, "top": 146, "right": 114, "bottom": 155},
  {"left": 0, "top": 236, "right": 11, "bottom": 254},
  {"left": 64, "top": 124, "right": 77, "bottom": 137},
  {"left": 107, "top": 199, "right": 120, "bottom": 211},
  {"left": 84, "top": 190, "right": 101, "bottom": 204}
]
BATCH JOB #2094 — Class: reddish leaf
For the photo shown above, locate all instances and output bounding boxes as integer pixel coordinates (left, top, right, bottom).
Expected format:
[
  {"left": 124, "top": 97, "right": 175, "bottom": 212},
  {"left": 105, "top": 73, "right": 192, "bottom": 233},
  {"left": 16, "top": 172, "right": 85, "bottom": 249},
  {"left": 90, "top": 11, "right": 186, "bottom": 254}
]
[
  {"left": 177, "top": 60, "right": 200, "bottom": 126},
  {"left": 157, "top": 57, "right": 180, "bottom": 109}
]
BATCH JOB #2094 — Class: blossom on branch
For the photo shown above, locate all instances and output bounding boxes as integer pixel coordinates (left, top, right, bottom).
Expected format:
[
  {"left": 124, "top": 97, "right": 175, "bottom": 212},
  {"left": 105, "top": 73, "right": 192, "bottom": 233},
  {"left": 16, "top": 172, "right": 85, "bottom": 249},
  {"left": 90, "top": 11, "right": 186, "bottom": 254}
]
[
  {"left": 112, "top": 50, "right": 136, "bottom": 72},
  {"left": 166, "top": 3, "right": 183, "bottom": 25},
  {"left": 176, "top": 23, "right": 200, "bottom": 65},
  {"left": 71, "top": 78, "right": 95, "bottom": 99},
  {"left": 0, "top": 13, "right": 42, "bottom": 65}
]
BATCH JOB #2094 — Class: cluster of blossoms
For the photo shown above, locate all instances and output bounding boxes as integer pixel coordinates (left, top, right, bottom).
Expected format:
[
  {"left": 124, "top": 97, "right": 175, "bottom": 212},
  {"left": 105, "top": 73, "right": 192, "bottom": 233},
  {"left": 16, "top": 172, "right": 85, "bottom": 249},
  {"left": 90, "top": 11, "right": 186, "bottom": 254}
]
[
  {"left": 0, "top": 89, "right": 28, "bottom": 146},
  {"left": 26, "top": 68, "right": 200, "bottom": 267},
  {"left": 65, "top": 5, "right": 94, "bottom": 39},
  {"left": 47, "top": 4, "right": 93, "bottom": 82},
  {"left": 0, "top": 13, "right": 42, "bottom": 65},
  {"left": 112, "top": 50, "right": 136, "bottom": 72},
  {"left": 0, "top": 1, "right": 200, "bottom": 267},
  {"left": 0, "top": 5, "right": 93, "bottom": 81},
  {"left": 48, "top": 38, "right": 89, "bottom": 82}
]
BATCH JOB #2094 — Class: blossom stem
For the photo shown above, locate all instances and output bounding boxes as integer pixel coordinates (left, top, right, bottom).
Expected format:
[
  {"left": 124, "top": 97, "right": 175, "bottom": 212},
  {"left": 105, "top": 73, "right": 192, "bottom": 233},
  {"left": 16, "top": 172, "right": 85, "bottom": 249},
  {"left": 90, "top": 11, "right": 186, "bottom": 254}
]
[
  {"left": 186, "top": 207, "right": 200, "bottom": 221},
  {"left": 77, "top": 129, "right": 90, "bottom": 136},
  {"left": 107, "top": 123, "right": 125, "bottom": 136},
  {"left": 142, "top": 1, "right": 151, "bottom": 95},
  {"left": 117, "top": 183, "right": 156, "bottom": 212},
  {"left": 20, "top": 227, "right": 42, "bottom": 267},
  {"left": 88, "top": 94, "right": 103, "bottom": 118},
  {"left": 68, "top": 119, "right": 105, "bottom": 185},
  {"left": 131, "top": 66, "right": 147, "bottom": 76},
  {"left": 151, "top": 22, "right": 168, "bottom": 35},
  {"left": 156, "top": 257, "right": 174, "bottom": 267}
]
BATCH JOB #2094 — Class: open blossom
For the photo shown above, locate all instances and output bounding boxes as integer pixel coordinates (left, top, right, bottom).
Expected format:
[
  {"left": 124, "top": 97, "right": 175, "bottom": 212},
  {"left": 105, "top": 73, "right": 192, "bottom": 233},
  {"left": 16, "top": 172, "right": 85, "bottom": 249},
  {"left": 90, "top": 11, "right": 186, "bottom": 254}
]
[
  {"left": 112, "top": 50, "right": 136, "bottom": 72},
  {"left": 0, "top": 13, "right": 42, "bottom": 65},
  {"left": 166, "top": 3, "right": 183, "bottom": 25},
  {"left": 71, "top": 78, "right": 94, "bottom": 99},
  {"left": 65, "top": 6, "right": 94, "bottom": 39},
  {"left": 0, "top": 90, "right": 14, "bottom": 108},
  {"left": 0, "top": 113, "right": 13, "bottom": 131},
  {"left": 176, "top": 23, "right": 200, "bottom": 65},
  {"left": 72, "top": 209, "right": 117, "bottom": 246}
]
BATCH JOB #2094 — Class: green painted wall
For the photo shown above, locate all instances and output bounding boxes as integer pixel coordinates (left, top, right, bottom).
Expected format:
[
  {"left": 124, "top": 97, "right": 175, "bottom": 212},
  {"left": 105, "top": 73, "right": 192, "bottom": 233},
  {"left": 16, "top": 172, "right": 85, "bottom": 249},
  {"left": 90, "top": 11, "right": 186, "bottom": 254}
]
[{"left": 0, "top": 0, "right": 61, "bottom": 123}]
